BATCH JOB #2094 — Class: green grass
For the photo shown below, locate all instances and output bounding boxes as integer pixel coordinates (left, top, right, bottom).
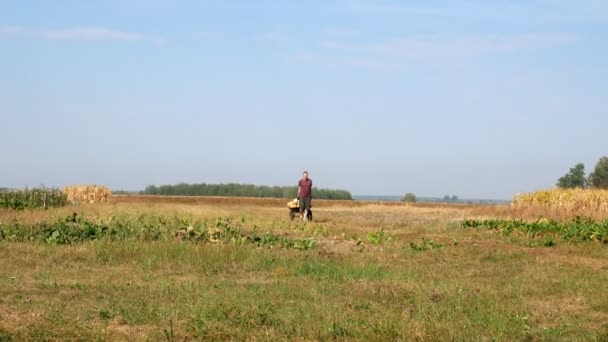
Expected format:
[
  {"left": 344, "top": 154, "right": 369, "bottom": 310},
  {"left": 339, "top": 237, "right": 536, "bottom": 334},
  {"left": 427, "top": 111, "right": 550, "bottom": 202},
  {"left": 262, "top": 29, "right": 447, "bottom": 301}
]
[
  {"left": 1, "top": 203, "right": 608, "bottom": 340},
  {"left": 2, "top": 240, "right": 608, "bottom": 340}
]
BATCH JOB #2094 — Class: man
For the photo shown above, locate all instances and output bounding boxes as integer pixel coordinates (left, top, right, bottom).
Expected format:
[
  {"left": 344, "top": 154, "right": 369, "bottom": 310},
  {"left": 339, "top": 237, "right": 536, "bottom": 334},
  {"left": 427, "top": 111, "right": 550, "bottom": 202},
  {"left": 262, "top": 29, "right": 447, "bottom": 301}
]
[{"left": 297, "top": 171, "right": 312, "bottom": 221}]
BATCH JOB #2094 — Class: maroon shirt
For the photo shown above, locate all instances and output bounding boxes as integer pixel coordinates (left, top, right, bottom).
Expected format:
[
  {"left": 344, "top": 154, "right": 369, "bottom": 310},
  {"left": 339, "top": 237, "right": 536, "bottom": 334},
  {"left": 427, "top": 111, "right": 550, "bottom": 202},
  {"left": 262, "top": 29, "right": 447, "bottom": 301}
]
[{"left": 298, "top": 178, "right": 312, "bottom": 198}]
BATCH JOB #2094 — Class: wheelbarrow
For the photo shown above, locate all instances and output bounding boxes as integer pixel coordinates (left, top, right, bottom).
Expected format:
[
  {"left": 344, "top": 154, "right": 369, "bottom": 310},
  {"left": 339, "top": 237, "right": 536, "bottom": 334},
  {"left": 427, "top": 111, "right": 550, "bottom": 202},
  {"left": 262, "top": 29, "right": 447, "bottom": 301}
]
[{"left": 287, "top": 198, "right": 313, "bottom": 221}]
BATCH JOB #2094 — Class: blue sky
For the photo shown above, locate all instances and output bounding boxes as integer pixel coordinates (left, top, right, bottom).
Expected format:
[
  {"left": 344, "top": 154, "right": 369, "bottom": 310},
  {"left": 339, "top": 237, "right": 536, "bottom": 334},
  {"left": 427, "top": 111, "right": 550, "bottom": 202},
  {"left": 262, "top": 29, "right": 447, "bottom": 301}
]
[{"left": 1, "top": 0, "right": 607, "bottom": 199}]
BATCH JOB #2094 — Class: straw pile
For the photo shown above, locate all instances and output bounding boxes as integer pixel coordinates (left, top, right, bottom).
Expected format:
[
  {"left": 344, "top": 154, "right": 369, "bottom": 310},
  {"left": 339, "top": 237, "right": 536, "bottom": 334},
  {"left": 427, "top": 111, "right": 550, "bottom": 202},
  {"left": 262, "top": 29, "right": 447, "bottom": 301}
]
[
  {"left": 513, "top": 188, "right": 608, "bottom": 214},
  {"left": 63, "top": 185, "right": 112, "bottom": 204}
]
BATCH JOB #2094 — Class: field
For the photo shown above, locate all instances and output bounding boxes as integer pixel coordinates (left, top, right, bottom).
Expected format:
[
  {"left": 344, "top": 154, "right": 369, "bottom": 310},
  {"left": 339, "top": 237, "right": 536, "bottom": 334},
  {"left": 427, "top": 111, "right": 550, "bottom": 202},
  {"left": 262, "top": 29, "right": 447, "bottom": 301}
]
[{"left": 1, "top": 196, "right": 608, "bottom": 341}]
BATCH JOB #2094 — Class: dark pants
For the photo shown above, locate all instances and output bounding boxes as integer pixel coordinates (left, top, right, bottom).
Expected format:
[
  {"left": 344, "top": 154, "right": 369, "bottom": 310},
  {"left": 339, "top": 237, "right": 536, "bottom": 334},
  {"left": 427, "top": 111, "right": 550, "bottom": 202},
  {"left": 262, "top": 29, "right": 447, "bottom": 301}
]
[{"left": 299, "top": 197, "right": 311, "bottom": 213}]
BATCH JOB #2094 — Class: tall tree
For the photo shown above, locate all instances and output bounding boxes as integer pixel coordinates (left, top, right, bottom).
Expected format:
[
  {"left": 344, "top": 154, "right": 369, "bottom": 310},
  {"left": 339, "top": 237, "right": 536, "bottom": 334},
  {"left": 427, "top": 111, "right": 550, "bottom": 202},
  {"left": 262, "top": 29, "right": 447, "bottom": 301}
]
[
  {"left": 589, "top": 157, "right": 608, "bottom": 189},
  {"left": 557, "top": 163, "right": 587, "bottom": 189}
]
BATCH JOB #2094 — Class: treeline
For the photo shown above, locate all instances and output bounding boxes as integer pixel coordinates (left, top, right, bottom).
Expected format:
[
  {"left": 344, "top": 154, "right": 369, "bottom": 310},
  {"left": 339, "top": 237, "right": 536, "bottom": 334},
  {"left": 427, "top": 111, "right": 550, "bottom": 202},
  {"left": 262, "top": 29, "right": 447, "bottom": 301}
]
[{"left": 142, "top": 183, "right": 353, "bottom": 200}]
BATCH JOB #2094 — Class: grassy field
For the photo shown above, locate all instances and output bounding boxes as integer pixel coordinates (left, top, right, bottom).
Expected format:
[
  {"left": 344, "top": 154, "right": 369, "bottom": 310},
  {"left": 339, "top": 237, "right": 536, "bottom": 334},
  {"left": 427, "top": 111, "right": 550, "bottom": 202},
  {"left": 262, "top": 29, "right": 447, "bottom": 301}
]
[{"left": 1, "top": 198, "right": 608, "bottom": 341}]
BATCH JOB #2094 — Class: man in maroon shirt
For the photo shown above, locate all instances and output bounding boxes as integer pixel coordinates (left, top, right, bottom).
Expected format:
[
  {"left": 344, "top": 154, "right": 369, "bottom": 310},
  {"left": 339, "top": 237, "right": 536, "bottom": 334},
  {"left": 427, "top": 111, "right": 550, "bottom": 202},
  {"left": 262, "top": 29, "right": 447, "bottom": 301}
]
[{"left": 298, "top": 171, "right": 312, "bottom": 220}]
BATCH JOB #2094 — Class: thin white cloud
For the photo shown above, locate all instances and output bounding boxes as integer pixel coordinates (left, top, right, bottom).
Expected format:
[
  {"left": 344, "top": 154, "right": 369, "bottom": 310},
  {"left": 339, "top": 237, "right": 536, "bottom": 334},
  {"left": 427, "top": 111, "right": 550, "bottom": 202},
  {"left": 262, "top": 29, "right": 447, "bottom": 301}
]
[
  {"left": 0, "top": 26, "right": 22, "bottom": 35},
  {"left": 344, "top": 0, "right": 519, "bottom": 18},
  {"left": 345, "top": 0, "right": 608, "bottom": 23},
  {"left": 347, "top": 1, "right": 452, "bottom": 16},
  {"left": 255, "top": 32, "right": 290, "bottom": 44},
  {"left": 0, "top": 26, "right": 161, "bottom": 43},
  {"left": 287, "top": 50, "right": 404, "bottom": 72},
  {"left": 196, "top": 31, "right": 224, "bottom": 40},
  {"left": 325, "top": 27, "right": 361, "bottom": 39},
  {"left": 321, "top": 33, "right": 578, "bottom": 59},
  {"left": 288, "top": 32, "right": 579, "bottom": 71}
]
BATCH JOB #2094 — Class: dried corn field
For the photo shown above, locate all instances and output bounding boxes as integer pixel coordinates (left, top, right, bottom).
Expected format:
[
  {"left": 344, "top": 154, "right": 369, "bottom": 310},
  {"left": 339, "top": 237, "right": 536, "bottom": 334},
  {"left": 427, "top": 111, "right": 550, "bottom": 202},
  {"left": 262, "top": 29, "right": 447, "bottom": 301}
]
[
  {"left": 513, "top": 188, "right": 608, "bottom": 217},
  {"left": 63, "top": 185, "right": 112, "bottom": 204}
]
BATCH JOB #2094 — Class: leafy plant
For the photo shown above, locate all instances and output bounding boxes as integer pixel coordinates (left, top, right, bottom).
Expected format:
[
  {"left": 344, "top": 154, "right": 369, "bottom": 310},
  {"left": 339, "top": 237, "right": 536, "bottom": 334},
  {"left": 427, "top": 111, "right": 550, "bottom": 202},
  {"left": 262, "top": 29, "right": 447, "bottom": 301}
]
[
  {"left": 0, "top": 187, "right": 67, "bottom": 210},
  {"left": 0, "top": 213, "right": 316, "bottom": 250},
  {"left": 462, "top": 217, "right": 608, "bottom": 243},
  {"left": 367, "top": 228, "right": 391, "bottom": 245},
  {"left": 409, "top": 238, "right": 445, "bottom": 252},
  {"left": 248, "top": 233, "right": 316, "bottom": 250}
]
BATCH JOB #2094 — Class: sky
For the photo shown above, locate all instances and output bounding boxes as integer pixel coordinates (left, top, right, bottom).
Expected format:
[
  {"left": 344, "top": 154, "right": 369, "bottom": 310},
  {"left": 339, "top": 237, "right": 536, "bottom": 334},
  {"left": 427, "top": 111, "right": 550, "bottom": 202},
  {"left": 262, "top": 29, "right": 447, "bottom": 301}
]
[{"left": 1, "top": 0, "right": 607, "bottom": 199}]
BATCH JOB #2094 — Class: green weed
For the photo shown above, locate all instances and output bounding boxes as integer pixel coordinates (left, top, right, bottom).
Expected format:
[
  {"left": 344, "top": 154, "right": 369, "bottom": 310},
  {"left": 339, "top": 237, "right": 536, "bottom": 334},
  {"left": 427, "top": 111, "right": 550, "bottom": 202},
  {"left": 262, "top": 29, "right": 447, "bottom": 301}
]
[
  {"left": 367, "top": 228, "right": 391, "bottom": 245},
  {"left": 462, "top": 217, "right": 608, "bottom": 243},
  {"left": 409, "top": 238, "right": 445, "bottom": 252},
  {"left": 0, "top": 214, "right": 316, "bottom": 251}
]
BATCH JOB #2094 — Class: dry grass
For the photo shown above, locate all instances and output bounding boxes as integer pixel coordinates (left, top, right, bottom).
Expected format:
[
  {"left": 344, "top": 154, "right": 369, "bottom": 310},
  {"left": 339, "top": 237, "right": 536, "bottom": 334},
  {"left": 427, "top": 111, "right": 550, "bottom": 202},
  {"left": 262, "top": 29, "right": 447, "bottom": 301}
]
[
  {"left": 112, "top": 194, "right": 477, "bottom": 209},
  {"left": 1, "top": 199, "right": 608, "bottom": 340}
]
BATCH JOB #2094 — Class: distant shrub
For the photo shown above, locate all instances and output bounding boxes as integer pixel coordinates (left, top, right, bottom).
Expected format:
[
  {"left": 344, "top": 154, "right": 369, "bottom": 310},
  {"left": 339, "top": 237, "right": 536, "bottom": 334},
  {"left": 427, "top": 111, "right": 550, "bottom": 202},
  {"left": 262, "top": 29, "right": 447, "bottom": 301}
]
[{"left": 402, "top": 193, "right": 417, "bottom": 202}]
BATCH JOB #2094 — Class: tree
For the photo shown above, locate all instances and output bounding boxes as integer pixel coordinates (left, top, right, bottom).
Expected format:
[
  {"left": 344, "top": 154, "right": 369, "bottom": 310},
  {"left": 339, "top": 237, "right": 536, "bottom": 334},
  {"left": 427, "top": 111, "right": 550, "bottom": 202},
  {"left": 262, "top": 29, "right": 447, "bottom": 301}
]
[
  {"left": 589, "top": 157, "right": 608, "bottom": 189},
  {"left": 402, "top": 193, "right": 417, "bottom": 202},
  {"left": 451, "top": 195, "right": 458, "bottom": 202},
  {"left": 557, "top": 163, "right": 587, "bottom": 189},
  {"left": 443, "top": 195, "right": 451, "bottom": 202}
]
